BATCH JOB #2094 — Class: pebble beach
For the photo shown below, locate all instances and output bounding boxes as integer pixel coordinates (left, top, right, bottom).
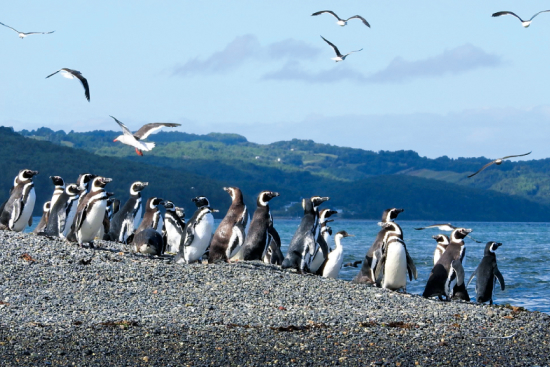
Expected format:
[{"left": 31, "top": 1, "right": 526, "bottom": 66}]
[{"left": 1, "top": 231, "right": 549, "bottom": 366}]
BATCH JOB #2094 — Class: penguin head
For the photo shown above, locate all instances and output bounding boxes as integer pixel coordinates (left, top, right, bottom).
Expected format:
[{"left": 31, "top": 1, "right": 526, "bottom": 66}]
[
  {"left": 66, "top": 184, "right": 84, "bottom": 196},
  {"left": 130, "top": 181, "right": 149, "bottom": 195},
  {"left": 223, "top": 187, "right": 243, "bottom": 202},
  {"left": 49, "top": 176, "right": 65, "bottom": 187},
  {"left": 43, "top": 201, "right": 51, "bottom": 212},
  {"left": 381, "top": 208, "right": 404, "bottom": 223},
  {"left": 451, "top": 228, "right": 473, "bottom": 242},
  {"left": 162, "top": 200, "right": 176, "bottom": 211},
  {"left": 192, "top": 196, "right": 210, "bottom": 208},
  {"left": 257, "top": 191, "right": 279, "bottom": 206},
  {"left": 77, "top": 173, "right": 96, "bottom": 190},
  {"left": 319, "top": 208, "right": 338, "bottom": 223},
  {"left": 147, "top": 197, "right": 164, "bottom": 209},
  {"left": 310, "top": 196, "right": 330, "bottom": 211},
  {"left": 175, "top": 207, "right": 185, "bottom": 219},
  {"left": 432, "top": 234, "right": 450, "bottom": 245},
  {"left": 91, "top": 177, "right": 112, "bottom": 191},
  {"left": 18, "top": 169, "right": 38, "bottom": 182},
  {"left": 485, "top": 241, "right": 502, "bottom": 255}
]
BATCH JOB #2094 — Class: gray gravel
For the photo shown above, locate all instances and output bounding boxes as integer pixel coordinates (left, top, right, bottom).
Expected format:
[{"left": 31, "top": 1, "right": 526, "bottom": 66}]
[{"left": 0, "top": 231, "right": 549, "bottom": 366}]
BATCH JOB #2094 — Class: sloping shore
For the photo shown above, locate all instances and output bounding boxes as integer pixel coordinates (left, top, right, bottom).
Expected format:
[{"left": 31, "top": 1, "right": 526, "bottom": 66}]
[{"left": 0, "top": 231, "right": 549, "bottom": 366}]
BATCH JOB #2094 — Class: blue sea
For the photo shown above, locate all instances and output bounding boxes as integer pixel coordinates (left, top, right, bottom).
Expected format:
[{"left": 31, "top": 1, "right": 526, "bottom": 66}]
[{"left": 26, "top": 218, "right": 550, "bottom": 313}]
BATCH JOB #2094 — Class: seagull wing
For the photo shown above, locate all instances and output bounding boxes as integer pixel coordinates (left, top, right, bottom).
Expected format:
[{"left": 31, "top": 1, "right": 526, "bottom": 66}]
[
  {"left": 68, "top": 70, "right": 90, "bottom": 102},
  {"left": 467, "top": 160, "right": 497, "bottom": 178},
  {"left": 23, "top": 31, "right": 55, "bottom": 35},
  {"left": 311, "top": 10, "right": 341, "bottom": 20},
  {"left": 346, "top": 15, "right": 370, "bottom": 27},
  {"left": 530, "top": 10, "right": 550, "bottom": 21},
  {"left": 134, "top": 123, "right": 181, "bottom": 140},
  {"left": 110, "top": 116, "right": 133, "bottom": 136},
  {"left": 344, "top": 48, "right": 363, "bottom": 57},
  {"left": 501, "top": 151, "right": 532, "bottom": 160},
  {"left": 492, "top": 11, "right": 524, "bottom": 22},
  {"left": 414, "top": 223, "right": 455, "bottom": 231},
  {"left": 0, "top": 22, "right": 20, "bottom": 33},
  {"left": 320, "top": 35, "right": 341, "bottom": 57},
  {"left": 45, "top": 70, "right": 61, "bottom": 79}
]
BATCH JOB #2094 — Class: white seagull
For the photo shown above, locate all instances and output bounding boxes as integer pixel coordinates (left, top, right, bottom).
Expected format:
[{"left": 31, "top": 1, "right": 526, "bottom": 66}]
[
  {"left": 110, "top": 116, "right": 181, "bottom": 156},
  {"left": 468, "top": 151, "right": 532, "bottom": 178},
  {"left": 312, "top": 11, "right": 370, "bottom": 27},
  {"left": 492, "top": 10, "right": 550, "bottom": 28},
  {"left": 414, "top": 223, "right": 483, "bottom": 243},
  {"left": 0, "top": 21, "right": 54, "bottom": 38},
  {"left": 320, "top": 36, "right": 362, "bottom": 62},
  {"left": 46, "top": 68, "right": 90, "bottom": 102}
]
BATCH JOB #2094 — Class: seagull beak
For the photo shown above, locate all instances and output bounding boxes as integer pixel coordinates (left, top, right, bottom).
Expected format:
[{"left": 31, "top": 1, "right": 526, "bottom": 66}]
[{"left": 113, "top": 139, "right": 118, "bottom": 142}]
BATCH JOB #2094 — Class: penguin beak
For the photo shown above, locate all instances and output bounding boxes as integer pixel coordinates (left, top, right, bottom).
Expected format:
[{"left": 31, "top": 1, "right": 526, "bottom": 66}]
[
  {"left": 432, "top": 235, "right": 439, "bottom": 240},
  {"left": 495, "top": 242, "right": 502, "bottom": 248},
  {"left": 31, "top": 171, "right": 39, "bottom": 176},
  {"left": 102, "top": 178, "right": 113, "bottom": 184}
]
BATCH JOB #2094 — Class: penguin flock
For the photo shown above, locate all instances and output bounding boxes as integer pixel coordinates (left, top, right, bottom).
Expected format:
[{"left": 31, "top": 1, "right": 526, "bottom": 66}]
[{"left": 0, "top": 168, "right": 506, "bottom": 305}]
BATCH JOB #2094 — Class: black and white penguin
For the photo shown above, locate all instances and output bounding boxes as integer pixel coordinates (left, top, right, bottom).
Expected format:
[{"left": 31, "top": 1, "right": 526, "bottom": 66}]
[
  {"left": 48, "top": 176, "right": 65, "bottom": 211},
  {"left": 0, "top": 169, "right": 38, "bottom": 232},
  {"left": 281, "top": 196, "right": 330, "bottom": 272},
  {"left": 108, "top": 181, "right": 148, "bottom": 243},
  {"left": 423, "top": 227, "right": 472, "bottom": 300},
  {"left": 33, "top": 201, "right": 51, "bottom": 234},
  {"left": 352, "top": 208, "right": 404, "bottom": 284},
  {"left": 467, "top": 242, "right": 505, "bottom": 304},
  {"left": 162, "top": 200, "right": 185, "bottom": 254},
  {"left": 42, "top": 183, "right": 83, "bottom": 237},
  {"left": 432, "top": 234, "right": 450, "bottom": 265},
  {"left": 373, "top": 222, "right": 417, "bottom": 291},
  {"left": 209, "top": 187, "right": 248, "bottom": 263},
  {"left": 240, "top": 191, "right": 280, "bottom": 261},
  {"left": 71, "top": 176, "right": 112, "bottom": 246},
  {"left": 310, "top": 208, "right": 337, "bottom": 274},
  {"left": 322, "top": 231, "right": 354, "bottom": 279},
  {"left": 133, "top": 228, "right": 164, "bottom": 255},
  {"left": 64, "top": 173, "right": 96, "bottom": 241},
  {"left": 135, "top": 197, "right": 164, "bottom": 234},
  {"left": 449, "top": 260, "right": 470, "bottom": 301},
  {"left": 175, "top": 196, "right": 215, "bottom": 264}
]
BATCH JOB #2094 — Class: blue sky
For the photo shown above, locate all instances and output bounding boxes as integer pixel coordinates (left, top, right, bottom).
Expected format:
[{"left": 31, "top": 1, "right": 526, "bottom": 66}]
[{"left": 1, "top": 1, "right": 549, "bottom": 159}]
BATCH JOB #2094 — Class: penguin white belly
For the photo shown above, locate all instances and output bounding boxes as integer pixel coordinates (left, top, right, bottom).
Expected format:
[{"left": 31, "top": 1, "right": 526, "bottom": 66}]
[
  {"left": 133, "top": 206, "right": 142, "bottom": 229},
  {"left": 184, "top": 214, "right": 214, "bottom": 262},
  {"left": 78, "top": 201, "right": 107, "bottom": 243},
  {"left": 322, "top": 247, "right": 343, "bottom": 279},
  {"left": 433, "top": 249, "right": 441, "bottom": 266},
  {"left": 62, "top": 203, "right": 78, "bottom": 237},
  {"left": 382, "top": 243, "right": 407, "bottom": 290},
  {"left": 165, "top": 222, "right": 182, "bottom": 254},
  {"left": 155, "top": 216, "right": 163, "bottom": 234},
  {"left": 12, "top": 188, "right": 35, "bottom": 232}
]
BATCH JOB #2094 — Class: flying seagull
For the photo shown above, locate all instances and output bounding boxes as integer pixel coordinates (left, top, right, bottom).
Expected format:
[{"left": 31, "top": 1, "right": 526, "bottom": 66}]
[
  {"left": 468, "top": 152, "right": 532, "bottom": 178},
  {"left": 0, "top": 21, "right": 54, "bottom": 38},
  {"left": 414, "top": 223, "right": 483, "bottom": 243},
  {"left": 46, "top": 68, "right": 90, "bottom": 102},
  {"left": 110, "top": 116, "right": 181, "bottom": 156},
  {"left": 492, "top": 11, "right": 550, "bottom": 27},
  {"left": 312, "top": 11, "right": 370, "bottom": 27},
  {"left": 320, "top": 36, "right": 362, "bottom": 62}
]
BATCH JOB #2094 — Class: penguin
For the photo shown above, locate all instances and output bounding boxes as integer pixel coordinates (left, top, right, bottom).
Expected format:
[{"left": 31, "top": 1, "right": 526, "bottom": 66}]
[
  {"left": 281, "top": 196, "right": 330, "bottom": 272},
  {"left": 133, "top": 228, "right": 164, "bottom": 255},
  {"left": 450, "top": 260, "right": 470, "bottom": 301},
  {"left": 42, "top": 183, "right": 83, "bottom": 237},
  {"left": 373, "top": 222, "right": 417, "bottom": 291},
  {"left": 0, "top": 169, "right": 39, "bottom": 232},
  {"left": 322, "top": 230, "right": 354, "bottom": 279},
  {"left": 64, "top": 173, "right": 97, "bottom": 242},
  {"left": 467, "top": 241, "right": 505, "bottom": 304},
  {"left": 135, "top": 197, "right": 164, "bottom": 234},
  {"left": 310, "top": 208, "right": 337, "bottom": 274},
  {"left": 240, "top": 191, "right": 280, "bottom": 261},
  {"left": 48, "top": 176, "right": 65, "bottom": 212},
  {"left": 353, "top": 208, "right": 404, "bottom": 284},
  {"left": 209, "top": 187, "right": 248, "bottom": 263},
  {"left": 432, "top": 234, "right": 450, "bottom": 265},
  {"left": 162, "top": 200, "right": 185, "bottom": 254},
  {"left": 33, "top": 201, "right": 51, "bottom": 234},
  {"left": 423, "top": 227, "right": 472, "bottom": 300},
  {"left": 175, "top": 196, "right": 215, "bottom": 264},
  {"left": 71, "top": 176, "right": 112, "bottom": 246},
  {"left": 108, "top": 181, "right": 148, "bottom": 243}
]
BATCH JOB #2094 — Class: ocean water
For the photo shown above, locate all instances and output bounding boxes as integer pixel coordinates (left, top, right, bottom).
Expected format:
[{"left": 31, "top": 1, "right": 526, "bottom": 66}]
[{"left": 25, "top": 218, "right": 550, "bottom": 313}]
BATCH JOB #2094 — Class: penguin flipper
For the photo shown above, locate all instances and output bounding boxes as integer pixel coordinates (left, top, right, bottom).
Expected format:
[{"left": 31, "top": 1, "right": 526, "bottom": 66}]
[
  {"left": 28, "top": 216, "right": 33, "bottom": 227},
  {"left": 11, "top": 199, "right": 23, "bottom": 226},
  {"left": 73, "top": 203, "right": 88, "bottom": 232},
  {"left": 405, "top": 248, "right": 417, "bottom": 280},
  {"left": 268, "top": 225, "right": 281, "bottom": 247},
  {"left": 466, "top": 267, "right": 477, "bottom": 287},
  {"left": 373, "top": 247, "right": 385, "bottom": 287},
  {"left": 494, "top": 266, "right": 505, "bottom": 290},
  {"left": 317, "top": 232, "right": 329, "bottom": 259},
  {"left": 227, "top": 224, "right": 245, "bottom": 258}
]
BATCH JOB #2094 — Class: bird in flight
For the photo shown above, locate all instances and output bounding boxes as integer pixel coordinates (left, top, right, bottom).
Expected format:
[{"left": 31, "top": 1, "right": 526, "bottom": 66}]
[
  {"left": 45, "top": 68, "right": 90, "bottom": 102},
  {"left": 320, "top": 36, "right": 362, "bottom": 62},
  {"left": 110, "top": 116, "right": 181, "bottom": 156},
  {"left": 0, "top": 21, "right": 54, "bottom": 38},
  {"left": 312, "top": 11, "right": 370, "bottom": 27},
  {"left": 414, "top": 224, "right": 483, "bottom": 243},
  {"left": 468, "top": 152, "right": 532, "bottom": 178},
  {"left": 492, "top": 10, "right": 550, "bottom": 27}
]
